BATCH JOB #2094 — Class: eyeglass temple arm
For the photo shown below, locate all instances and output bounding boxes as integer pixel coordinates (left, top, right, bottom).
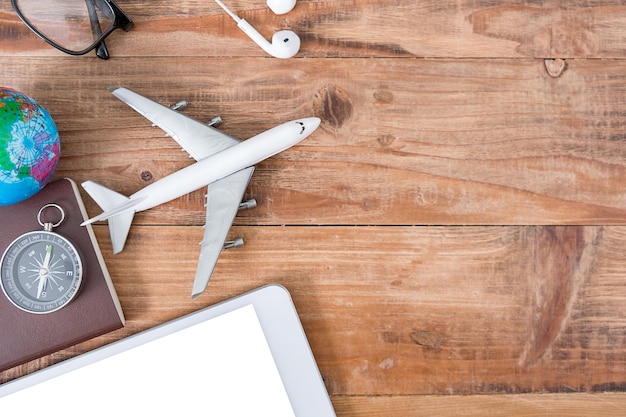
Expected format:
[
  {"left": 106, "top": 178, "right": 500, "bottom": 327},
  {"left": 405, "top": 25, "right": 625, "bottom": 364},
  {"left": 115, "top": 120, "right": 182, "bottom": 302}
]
[{"left": 85, "top": 0, "right": 110, "bottom": 59}]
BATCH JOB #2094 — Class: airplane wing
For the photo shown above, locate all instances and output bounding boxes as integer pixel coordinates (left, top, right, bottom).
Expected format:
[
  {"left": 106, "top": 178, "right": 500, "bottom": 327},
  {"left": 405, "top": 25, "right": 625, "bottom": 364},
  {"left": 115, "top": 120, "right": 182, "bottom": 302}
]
[
  {"left": 192, "top": 166, "right": 255, "bottom": 298},
  {"left": 110, "top": 87, "right": 241, "bottom": 161}
]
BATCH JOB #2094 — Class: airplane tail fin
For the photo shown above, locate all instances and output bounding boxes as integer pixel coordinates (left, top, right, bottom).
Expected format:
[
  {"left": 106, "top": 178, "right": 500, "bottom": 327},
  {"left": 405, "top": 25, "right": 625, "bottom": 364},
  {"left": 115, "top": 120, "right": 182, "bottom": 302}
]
[{"left": 81, "top": 181, "right": 137, "bottom": 254}]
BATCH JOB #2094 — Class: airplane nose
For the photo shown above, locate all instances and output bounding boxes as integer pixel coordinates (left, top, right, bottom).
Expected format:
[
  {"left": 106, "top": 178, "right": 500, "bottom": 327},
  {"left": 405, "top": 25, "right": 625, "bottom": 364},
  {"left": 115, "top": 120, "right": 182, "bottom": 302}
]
[{"left": 298, "top": 117, "right": 321, "bottom": 135}]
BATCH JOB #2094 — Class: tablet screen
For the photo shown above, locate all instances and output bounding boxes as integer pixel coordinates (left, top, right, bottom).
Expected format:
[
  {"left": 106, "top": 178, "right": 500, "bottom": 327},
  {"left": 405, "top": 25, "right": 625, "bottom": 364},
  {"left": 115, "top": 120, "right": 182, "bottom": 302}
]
[{"left": 1, "top": 304, "right": 296, "bottom": 416}]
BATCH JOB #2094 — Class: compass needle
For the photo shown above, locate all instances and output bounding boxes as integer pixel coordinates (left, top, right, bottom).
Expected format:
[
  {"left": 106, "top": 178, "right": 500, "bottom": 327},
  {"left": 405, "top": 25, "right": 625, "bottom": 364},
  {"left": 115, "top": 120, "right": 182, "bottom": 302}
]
[{"left": 36, "top": 245, "right": 52, "bottom": 299}]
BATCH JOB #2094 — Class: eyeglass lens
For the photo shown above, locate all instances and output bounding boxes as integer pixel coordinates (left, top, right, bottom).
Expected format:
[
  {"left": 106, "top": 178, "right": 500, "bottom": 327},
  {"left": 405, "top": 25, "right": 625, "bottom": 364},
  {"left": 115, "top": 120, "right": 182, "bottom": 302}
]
[{"left": 14, "top": 0, "right": 115, "bottom": 52}]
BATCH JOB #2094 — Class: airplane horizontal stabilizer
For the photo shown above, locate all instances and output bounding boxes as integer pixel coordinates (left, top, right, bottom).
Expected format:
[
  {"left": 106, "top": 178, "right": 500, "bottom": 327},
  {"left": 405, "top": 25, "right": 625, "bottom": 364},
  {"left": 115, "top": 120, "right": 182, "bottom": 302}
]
[
  {"left": 108, "top": 211, "right": 135, "bottom": 254},
  {"left": 80, "top": 180, "right": 140, "bottom": 254},
  {"left": 82, "top": 180, "right": 129, "bottom": 211}
]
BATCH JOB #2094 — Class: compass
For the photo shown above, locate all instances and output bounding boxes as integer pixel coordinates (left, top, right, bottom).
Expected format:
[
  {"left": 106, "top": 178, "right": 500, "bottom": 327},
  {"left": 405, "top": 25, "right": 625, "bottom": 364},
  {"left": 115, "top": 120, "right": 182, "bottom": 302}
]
[{"left": 1, "top": 204, "right": 83, "bottom": 314}]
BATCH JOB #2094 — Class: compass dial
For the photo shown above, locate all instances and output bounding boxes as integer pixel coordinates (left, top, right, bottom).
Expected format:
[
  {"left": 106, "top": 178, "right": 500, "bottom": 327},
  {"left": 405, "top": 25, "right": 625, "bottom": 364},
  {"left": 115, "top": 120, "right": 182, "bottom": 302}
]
[{"left": 1, "top": 230, "right": 83, "bottom": 314}]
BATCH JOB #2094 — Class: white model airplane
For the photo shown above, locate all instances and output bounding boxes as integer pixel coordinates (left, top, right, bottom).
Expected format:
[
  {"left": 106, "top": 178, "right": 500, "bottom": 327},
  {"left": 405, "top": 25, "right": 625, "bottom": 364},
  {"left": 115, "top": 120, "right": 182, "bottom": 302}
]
[{"left": 81, "top": 87, "right": 321, "bottom": 298}]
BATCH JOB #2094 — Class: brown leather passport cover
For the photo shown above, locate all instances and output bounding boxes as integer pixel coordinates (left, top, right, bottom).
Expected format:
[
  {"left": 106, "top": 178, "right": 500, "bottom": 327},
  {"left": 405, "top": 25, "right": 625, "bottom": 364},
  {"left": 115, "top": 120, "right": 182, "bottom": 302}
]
[{"left": 0, "top": 178, "right": 124, "bottom": 372}]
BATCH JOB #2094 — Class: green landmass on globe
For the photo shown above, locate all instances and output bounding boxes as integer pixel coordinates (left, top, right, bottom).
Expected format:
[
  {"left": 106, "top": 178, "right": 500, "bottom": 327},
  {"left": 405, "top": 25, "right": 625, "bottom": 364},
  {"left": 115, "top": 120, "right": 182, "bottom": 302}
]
[{"left": 0, "top": 88, "right": 59, "bottom": 206}]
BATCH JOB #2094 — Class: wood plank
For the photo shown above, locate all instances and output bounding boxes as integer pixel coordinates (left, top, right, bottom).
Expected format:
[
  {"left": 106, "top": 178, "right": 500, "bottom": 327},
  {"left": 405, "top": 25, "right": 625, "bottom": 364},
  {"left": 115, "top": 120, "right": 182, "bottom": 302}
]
[
  {"left": 2, "top": 225, "right": 626, "bottom": 395},
  {"left": 4, "top": 1, "right": 626, "bottom": 58},
  {"left": 332, "top": 393, "right": 626, "bottom": 416},
  {"left": 1, "top": 58, "right": 626, "bottom": 224}
]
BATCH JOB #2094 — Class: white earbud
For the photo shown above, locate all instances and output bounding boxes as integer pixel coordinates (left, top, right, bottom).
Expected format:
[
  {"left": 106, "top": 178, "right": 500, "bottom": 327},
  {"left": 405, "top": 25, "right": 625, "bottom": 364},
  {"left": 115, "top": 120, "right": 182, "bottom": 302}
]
[
  {"left": 215, "top": 0, "right": 300, "bottom": 59},
  {"left": 266, "top": 0, "right": 296, "bottom": 15},
  {"left": 236, "top": 20, "right": 300, "bottom": 59}
]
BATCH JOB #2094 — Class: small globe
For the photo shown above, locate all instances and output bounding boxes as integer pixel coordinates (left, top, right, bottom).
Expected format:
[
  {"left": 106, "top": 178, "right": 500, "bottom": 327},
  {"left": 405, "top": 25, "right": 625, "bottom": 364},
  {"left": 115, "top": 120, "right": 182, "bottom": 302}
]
[{"left": 0, "top": 88, "right": 60, "bottom": 206}]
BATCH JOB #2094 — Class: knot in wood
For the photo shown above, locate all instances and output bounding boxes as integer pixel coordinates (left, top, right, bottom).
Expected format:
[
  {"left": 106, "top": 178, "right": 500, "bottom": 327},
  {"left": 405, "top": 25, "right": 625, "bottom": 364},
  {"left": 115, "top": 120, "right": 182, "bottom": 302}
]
[
  {"left": 411, "top": 330, "right": 446, "bottom": 349},
  {"left": 544, "top": 59, "right": 566, "bottom": 78},
  {"left": 313, "top": 84, "right": 353, "bottom": 130},
  {"left": 140, "top": 170, "right": 153, "bottom": 182}
]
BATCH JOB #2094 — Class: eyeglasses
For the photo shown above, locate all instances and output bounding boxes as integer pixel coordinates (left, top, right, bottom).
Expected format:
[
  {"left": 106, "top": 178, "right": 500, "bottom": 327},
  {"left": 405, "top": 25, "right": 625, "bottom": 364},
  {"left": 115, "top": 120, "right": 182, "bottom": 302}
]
[{"left": 11, "top": 0, "right": 133, "bottom": 59}]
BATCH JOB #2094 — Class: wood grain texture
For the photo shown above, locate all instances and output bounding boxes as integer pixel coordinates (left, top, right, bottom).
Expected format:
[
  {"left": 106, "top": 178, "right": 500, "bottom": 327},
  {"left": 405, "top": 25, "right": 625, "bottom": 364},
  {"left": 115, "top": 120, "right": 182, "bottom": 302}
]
[
  {"left": 2, "top": 0, "right": 626, "bottom": 415},
  {"left": 332, "top": 393, "right": 626, "bottom": 416},
  {"left": 3, "top": 225, "right": 626, "bottom": 396},
  {"left": 1, "top": 57, "right": 626, "bottom": 224},
  {"left": 4, "top": 1, "right": 626, "bottom": 58}
]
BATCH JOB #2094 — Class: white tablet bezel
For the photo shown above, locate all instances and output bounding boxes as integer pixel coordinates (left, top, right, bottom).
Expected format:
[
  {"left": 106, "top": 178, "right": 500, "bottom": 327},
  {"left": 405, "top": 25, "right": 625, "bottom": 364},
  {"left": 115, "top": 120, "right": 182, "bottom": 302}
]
[{"left": 0, "top": 284, "right": 336, "bottom": 417}]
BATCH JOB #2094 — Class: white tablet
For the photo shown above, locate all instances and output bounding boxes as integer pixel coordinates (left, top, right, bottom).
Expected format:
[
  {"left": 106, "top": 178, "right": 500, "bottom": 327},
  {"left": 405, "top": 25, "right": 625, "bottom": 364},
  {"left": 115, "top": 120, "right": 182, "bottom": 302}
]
[{"left": 0, "top": 284, "right": 336, "bottom": 416}]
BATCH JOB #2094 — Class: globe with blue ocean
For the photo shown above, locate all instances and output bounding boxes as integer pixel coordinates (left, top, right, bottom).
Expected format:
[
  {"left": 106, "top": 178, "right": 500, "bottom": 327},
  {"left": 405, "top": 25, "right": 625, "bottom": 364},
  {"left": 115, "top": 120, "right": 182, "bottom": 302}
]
[{"left": 0, "top": 88, "right": 59, "bottom": 206}]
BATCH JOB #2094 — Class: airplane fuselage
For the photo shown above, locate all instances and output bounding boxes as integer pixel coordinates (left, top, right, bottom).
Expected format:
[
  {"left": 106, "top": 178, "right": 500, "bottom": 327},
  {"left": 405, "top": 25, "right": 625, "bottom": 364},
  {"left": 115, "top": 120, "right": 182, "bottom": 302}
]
[{"left": 124, "top": 117, "right": 319, "bottom": 214}]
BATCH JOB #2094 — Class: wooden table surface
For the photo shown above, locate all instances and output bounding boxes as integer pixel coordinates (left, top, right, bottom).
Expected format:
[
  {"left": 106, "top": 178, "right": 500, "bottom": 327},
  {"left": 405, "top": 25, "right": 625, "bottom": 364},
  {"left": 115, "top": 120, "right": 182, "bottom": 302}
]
[{"left": 2, "top": 1, "right": 626, "bottom": 415}]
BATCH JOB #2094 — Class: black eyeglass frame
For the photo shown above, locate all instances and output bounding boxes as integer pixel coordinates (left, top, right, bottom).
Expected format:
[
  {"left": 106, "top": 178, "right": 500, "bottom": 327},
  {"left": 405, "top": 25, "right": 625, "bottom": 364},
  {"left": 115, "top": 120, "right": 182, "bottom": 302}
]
[{"left": 11, "top": 0, "right": 133, "bottom": 59}]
